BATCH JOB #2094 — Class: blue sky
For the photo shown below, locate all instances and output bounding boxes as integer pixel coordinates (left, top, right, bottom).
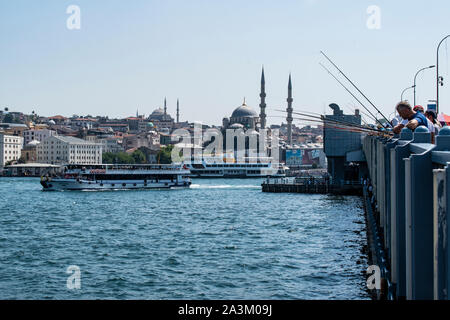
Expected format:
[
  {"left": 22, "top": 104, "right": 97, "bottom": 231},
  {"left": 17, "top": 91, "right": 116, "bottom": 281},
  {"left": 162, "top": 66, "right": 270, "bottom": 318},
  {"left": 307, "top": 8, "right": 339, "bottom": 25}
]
[{"left": 1, "top": 0, "right": 449, "bottom": 126}]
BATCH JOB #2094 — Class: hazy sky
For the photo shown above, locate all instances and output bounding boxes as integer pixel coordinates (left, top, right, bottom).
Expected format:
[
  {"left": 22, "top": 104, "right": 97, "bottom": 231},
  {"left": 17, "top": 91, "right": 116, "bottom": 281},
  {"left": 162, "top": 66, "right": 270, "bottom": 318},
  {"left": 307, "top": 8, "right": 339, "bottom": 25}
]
[{"left": 1, "top": 0, "right": 449, "bottom": 126}]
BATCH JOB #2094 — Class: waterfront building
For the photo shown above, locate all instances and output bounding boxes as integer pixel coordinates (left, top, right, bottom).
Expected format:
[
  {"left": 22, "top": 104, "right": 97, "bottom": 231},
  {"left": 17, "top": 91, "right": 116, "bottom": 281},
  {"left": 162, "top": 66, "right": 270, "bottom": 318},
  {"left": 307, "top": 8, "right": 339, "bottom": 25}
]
[
  {"left": 47, "top": 115, "right": 69, "bottom": 125},
  {"left": 99, "top": 137, "right": 124, "bottom": 154},
  {"left": 123, "top": 132, "right": 160, "bottom": 151},
  {"left": 71, "top": 117, "right": 98, "bottom": 130},
  {"left": 21, "top": 140, "right": 40, "bottom": 163},
  {"left": 23, "top": 129, "right": 56, "bottom": 145},
  {"left": 0, "top": 123, "right": 29, "bottom": 136},
  {"left": 159, "top": 133, "right": 173, "bottom": 146},
  {"left": 98, "top": 123, "right": 129, "bottom": 133},
  {"left": 126, "top": 116, "right": 150, "bottom": 133},
  {"left": 37, "top": 135, "right": 102, "bottom": 165},
  {"left": 0, "top": 133, "right": 24, "bottom": 167}
]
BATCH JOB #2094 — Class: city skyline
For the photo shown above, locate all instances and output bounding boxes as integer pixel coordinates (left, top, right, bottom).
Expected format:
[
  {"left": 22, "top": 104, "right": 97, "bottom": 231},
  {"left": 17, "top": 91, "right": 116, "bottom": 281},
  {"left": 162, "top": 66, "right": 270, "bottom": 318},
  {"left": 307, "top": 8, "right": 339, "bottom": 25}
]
[{"left": 1, "top": 0, "right": 449, "bottom": 126}]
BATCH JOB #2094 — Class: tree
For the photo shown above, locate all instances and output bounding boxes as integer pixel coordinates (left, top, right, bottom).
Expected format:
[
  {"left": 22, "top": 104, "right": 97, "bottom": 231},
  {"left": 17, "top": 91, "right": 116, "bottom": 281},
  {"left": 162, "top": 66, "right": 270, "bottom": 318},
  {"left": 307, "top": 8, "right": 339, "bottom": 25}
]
[
  {"left": 157, "top": 145, "right": 174, "bottom": 164},
  {"left": 131, "top": 150, "right": 146, "bottom": 164},
  {"left": 102, "top": 152, "right": 115, "bottom": 164},
  {"left": 102, "top": 152, "right": 135, "bottom": 164},
  {"left": 3, "top": 113, "right": 14, "bottom": 123},
  {"left": 116, "top": 152, "right": 135, "bottom": 164}
]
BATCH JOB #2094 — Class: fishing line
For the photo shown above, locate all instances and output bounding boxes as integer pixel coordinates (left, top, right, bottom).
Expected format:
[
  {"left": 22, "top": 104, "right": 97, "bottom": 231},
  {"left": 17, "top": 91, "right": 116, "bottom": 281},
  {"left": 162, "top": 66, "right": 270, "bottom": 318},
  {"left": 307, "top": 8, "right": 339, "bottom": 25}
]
[{"left": 320, "top": 51, "right": 392, "bottom": 126}]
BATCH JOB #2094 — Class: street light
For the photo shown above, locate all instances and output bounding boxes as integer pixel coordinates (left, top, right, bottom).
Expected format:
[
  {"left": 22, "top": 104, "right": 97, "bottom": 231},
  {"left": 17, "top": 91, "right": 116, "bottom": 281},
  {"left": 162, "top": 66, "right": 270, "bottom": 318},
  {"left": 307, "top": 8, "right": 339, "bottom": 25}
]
[
  {"left": 401, "top": 85, "right": 415, "bottom": 102},
  {"left": 437, "top": 35, "right": 450, "bottom": 114},
  {"left": 414, "top": 65, "right": 435, "bottom": 106}
]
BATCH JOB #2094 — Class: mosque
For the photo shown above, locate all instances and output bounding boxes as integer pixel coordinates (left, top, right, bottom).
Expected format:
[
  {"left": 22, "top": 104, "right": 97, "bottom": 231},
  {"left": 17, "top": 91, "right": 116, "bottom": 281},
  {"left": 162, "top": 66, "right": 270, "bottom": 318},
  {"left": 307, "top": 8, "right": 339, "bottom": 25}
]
[
  {"left": 148, "top": 98, "right": 177, "bottom": 129},
  {"left": 222, "top": 67, "right": 294, "bottom": 145},
  {"left": 146, "top": 67, "right": 295, "bottom": 149},
  {"left": 222, "top": 98, "right": 260, "bottom": 130}
]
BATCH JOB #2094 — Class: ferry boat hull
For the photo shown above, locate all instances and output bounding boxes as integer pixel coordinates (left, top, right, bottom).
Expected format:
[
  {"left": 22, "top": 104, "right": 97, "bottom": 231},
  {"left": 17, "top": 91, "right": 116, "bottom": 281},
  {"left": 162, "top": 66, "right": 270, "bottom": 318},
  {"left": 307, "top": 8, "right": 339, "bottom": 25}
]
[
  {"left": 40, "top": 164, "right": 192, "bottom": 191},
  {"left": 40, "top": 179, "right": 191, "bottom": 191}
]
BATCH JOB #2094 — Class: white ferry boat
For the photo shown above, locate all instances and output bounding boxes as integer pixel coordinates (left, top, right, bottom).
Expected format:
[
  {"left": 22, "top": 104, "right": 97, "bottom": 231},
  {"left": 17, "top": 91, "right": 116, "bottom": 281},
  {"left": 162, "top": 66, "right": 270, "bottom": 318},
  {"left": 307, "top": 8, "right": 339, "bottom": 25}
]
[
  {"left": 40, "top": 164, "right": 191, "bottom": 191},
  {"left": 184, "top": 156, "right": 288, "bottom": 178}
]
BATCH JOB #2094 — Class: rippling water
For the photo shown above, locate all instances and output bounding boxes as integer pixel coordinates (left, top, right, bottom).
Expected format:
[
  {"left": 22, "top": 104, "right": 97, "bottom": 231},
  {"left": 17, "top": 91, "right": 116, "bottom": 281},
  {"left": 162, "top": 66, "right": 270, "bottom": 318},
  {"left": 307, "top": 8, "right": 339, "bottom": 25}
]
[{"left": 0, "top": 178, "right": 370, "bottom": 299}]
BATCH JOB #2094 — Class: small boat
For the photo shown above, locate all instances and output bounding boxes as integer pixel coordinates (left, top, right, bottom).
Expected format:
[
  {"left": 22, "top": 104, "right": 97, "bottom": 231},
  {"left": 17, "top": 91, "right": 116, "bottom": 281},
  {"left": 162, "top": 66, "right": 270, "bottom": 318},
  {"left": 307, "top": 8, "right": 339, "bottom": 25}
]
[{"left": 40, "top": 164, "right": 191, "bottom": 191}]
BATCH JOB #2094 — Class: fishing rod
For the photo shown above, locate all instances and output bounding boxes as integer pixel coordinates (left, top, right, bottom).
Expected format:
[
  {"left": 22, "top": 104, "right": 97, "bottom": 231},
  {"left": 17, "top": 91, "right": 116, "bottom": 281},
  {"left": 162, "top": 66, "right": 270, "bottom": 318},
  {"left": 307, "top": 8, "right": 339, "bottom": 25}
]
[
  {"left": 270, "top": 115, "right": 390, "bottom": 134},
  {"left": 348, "top": 104, "right": 373, "bottom": 125},
  {"left": 274, "top": 109, "right": 385, "bottom": 133},
  {"left": 319, "top": 62, "right": 387, "bottom": 128},
  {"left": 320, "top": 51, "right": 392, "bottom": 127},
  {"left": 291, "top": 109, "right": 376, "bottom": 132},
  {"left": 343, "top": 103, "right": 370, "bottom": 126}
]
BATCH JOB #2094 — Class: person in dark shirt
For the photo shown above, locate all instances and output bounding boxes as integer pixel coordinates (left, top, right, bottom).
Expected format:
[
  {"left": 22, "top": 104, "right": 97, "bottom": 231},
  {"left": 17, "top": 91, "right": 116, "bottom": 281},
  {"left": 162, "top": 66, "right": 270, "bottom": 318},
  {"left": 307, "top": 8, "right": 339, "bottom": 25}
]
[{"left": 393, "top": 101, "right": 429, "bottom": 134}]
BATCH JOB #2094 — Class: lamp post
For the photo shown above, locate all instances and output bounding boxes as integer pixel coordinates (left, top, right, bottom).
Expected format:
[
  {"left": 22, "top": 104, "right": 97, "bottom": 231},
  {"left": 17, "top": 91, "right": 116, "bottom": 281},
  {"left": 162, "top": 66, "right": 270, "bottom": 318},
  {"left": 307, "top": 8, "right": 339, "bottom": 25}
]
[
  {"left": 401, "top": 85, "right": 415, "bottom": 102},
  {"left": 414, "top": 65, "right": 435, "bottom": 107},
  {"left": 437, "top": 35, "right": 450, "bottom": 114}
]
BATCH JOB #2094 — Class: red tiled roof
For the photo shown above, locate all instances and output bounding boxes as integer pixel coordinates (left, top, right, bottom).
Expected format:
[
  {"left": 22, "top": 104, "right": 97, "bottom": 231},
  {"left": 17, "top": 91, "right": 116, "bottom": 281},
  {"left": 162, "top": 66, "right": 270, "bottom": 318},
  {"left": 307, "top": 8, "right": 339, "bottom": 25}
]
[{"left": 48, "top": 115, "right": 67, "bottom": 120}]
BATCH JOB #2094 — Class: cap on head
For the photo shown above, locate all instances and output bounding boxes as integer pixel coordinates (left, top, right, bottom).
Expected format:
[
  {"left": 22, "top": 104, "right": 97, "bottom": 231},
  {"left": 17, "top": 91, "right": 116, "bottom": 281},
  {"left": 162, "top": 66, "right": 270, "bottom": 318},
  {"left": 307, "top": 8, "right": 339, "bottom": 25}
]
[{"left": 413, "top": 105, "right": 424, "bottom": 113}]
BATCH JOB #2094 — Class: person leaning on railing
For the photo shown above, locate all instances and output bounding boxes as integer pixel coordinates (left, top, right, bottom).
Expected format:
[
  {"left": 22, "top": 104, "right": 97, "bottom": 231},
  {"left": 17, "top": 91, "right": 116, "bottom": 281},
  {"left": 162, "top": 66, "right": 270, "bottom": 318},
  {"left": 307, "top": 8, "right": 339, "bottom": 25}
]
[
  {"left": 425, "top": 109, "right": 442, "bottom": 136},
  {"left": 393, "top": 102, "right": 435, "bottom": 142}
]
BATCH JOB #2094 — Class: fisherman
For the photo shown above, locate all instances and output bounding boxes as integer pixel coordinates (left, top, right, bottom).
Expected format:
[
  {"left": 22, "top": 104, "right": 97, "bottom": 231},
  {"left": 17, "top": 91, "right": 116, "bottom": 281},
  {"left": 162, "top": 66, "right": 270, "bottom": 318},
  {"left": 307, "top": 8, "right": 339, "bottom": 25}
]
[
  {"left": 425, "top": 109, "right": 442, "bottom": 135},
  {"left": 393, "top": 101, "right": 430, "bottom": 134},
  {"left": 413, "top": 105, "right": 425, "bottom": 114}
]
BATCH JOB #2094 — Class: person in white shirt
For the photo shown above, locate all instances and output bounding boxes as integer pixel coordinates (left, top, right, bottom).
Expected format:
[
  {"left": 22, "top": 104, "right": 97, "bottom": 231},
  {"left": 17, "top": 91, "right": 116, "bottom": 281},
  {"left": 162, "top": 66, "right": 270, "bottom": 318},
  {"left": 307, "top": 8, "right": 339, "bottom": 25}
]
[{"left": 425, "top": 110, "right": 442, "bottom": 136}]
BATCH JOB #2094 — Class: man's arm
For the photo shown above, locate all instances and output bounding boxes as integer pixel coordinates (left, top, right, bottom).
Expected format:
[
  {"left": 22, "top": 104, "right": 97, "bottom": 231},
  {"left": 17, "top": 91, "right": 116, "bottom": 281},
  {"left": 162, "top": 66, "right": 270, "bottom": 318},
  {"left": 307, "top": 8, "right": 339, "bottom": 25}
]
[
  {"left": 406, "top": 119, "right": 419, "bottom": 130},
  {"left": 393, "top": 124, "right": 405, "bottom": 134}
]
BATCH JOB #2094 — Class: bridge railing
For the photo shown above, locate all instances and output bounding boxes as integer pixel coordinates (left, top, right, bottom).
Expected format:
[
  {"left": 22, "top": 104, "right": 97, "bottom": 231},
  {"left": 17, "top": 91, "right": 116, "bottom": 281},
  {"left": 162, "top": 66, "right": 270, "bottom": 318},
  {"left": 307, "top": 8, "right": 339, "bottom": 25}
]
[{"left": 363, "top": 126, "right": 450, "bottom": 300}]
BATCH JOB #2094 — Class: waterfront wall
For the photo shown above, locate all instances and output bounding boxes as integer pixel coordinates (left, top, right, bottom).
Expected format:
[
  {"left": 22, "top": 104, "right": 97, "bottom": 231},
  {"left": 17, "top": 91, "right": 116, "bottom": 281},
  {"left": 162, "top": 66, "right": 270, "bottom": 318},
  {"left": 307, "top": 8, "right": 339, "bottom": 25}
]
[{"left": 363, "top": 126, "right": 450, "bottom": 300}]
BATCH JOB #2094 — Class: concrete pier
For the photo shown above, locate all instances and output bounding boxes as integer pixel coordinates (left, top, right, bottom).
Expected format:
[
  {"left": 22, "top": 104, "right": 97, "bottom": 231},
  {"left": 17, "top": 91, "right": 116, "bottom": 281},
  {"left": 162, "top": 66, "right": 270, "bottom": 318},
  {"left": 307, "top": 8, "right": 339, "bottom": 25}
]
[{"left": 261, "top": 177, "right": 362, "bottom": 195}]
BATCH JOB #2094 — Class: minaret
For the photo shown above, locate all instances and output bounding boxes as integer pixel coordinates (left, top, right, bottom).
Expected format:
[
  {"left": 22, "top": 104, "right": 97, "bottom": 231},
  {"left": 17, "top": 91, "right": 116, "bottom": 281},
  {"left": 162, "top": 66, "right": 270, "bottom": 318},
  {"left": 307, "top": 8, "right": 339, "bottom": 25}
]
[
  {"left": 259, "top": 66, "right": 267, "bottom": 130},
  {"left": 164, "top": 97, "right": 167, "bottom": 115},
  {"left": 286, "top": 74, "right": 293, "bottom": 146},
  {"left": 176, "top": 99, "right": 180, "bottom": 123}
]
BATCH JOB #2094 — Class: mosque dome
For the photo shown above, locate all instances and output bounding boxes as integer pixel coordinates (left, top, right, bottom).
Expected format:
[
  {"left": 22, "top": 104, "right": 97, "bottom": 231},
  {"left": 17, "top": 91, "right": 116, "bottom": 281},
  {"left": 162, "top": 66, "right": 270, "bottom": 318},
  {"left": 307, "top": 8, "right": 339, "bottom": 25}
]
[
  {"left": 149, "top": 107, "right": 173, "bottom": 122},
  {"left": 231, "top": 102, "right": 258, "bottom": 118},
  {"left": 150, "top": 108, "right": 164, "bottom": 116}
]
